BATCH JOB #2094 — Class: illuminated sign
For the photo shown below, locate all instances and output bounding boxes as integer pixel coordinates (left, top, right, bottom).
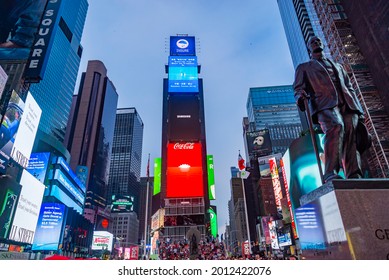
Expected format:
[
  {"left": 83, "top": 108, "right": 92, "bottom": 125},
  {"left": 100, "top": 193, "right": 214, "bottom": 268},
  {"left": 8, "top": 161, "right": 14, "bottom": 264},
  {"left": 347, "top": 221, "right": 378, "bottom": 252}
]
[
  {"left": 0, "top": 178, "right": 21, "bottom": 239},
  {"left": 166, "top": 142, "right": 203, "bottom": 198},
  {"left": 279, "top": 158, "right": 298, "bottom": 240},
  {"left": 57, "top": 157, "right": 86, "bottom": 193},
  {"left": 0, "top": 90, "right": 25, "bottom": 174},
  {"left": 11, "top": 92, "right": 41, "bottom": 169},
  {"left": 170, "top": 36, "right": 196, "bottom": 56},
  {"left": 32, "top": 203, "right": 66, "bottom": 251},
  {"left": 24, "top": 0, "right": 62, "bottom": 82},
  {"left": 111, "top": 195, "right": 134, "bottom": 212},
  {"left": 209, "top": 207, "right": 218, "bottom": 238},
  {"left": 269, "top": 157, "right": 283, "bottom": 217},
  {"left": 9, "top": 170, "right": 45, "bottom": 244},
  {"left": 0, "top": 65, "right": 7, "bottom": 99},
  {"left": 269, "top": 220, "right": 279, "bottom": 250},
  {"left": 168, "top": 56, "right": 198, "bottom": 92},
  {"left": 91, "top": 231, "right": 113, "bottom": 251},
  {"left": 53, "top": 169, "right": 85, "bottom": 204},
  {"left": 207, "top": 155, "right": 216, "bottom": 200},
  {"left": 295, "top": 203, "right": 326, "bottom": 250},
  {"left": 153, "top": 158, "right": 161, "bottom": 195},
  {"left": 27, "top": 152, "right": 50, "bottom": 184}
]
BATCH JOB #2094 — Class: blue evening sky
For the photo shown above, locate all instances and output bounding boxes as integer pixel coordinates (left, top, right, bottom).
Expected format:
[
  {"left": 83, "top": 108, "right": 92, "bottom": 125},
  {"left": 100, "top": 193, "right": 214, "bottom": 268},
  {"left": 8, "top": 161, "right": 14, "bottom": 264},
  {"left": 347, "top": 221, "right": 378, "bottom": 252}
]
[{"left": 77, "top": 0, "right": 295, "bottom": 234}]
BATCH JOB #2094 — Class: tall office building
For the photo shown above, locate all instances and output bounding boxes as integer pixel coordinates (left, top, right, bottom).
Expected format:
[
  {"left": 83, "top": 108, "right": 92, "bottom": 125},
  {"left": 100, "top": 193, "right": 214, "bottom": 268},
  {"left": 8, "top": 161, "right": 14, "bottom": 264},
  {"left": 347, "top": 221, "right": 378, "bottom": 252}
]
[
  {"left": 246, "top": 85, "right": 302, "bottom": 155},
  {"left": 29, "top": 0, "right": 89, "bottom": 143},
  {"left": 107, "top": 108, "right": 144, "bottom": 213},
  {"left": 66, "top": 60, "right": 118, "bottom": 210},
  {"left": 278, "top": 0, "right": 389, "bottom": 177}
]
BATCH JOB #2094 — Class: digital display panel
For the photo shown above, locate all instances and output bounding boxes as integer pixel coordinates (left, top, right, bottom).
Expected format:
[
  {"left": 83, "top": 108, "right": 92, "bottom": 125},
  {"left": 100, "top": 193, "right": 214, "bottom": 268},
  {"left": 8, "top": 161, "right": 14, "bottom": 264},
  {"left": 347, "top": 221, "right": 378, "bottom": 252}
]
[
  {"left": 11, "top": 92, "right": 42, "bottom": 169},
  {"left": 0, "top": 90, "right": 25, "bottom": 174},
  {"left": 164, "top": 214, "right": 205, "bottom": 227},
  {"left": 168, "top": 94, "right": 200, "bottom": 141},
  {"left": 0, "top": 177, "right": 21, "bottom": 239},
  {"left": 166, "top": 142, "right": 204, "bottom": 198},
  {"left": 111, "top": 195, "right": 134, "bottom": 212},
  {"left": 53, "top": 169, "right": 85, "bottom": 205},
  {"left": 27, "top": 152, "right": 50, "bottom": 184},
  {"left": 32, "top": 203, "right": 66, "bottom": 251},
  {"left": 295, "top": 203, "right": 326, "bottom": 250},
  {"left": 209, "top": 207, "right": 218, "bottom": 238},
  {"left": 57, "top": 157, "right": 86, "bottom": 194},
  {"left": 8, "top": 170, "right": 45, "bottom": 244},
  {"left": 207, "top": 155, "right": 216, "bottom": 200},
  {"left": 153, "top": 158, "right": 161, "bottom": 195},
  {"left": 269, "top": 157, "right": 283, "bottom": 218},
  {"left": 168, "top": 56, "right": 198, "bottom": 92},
  {"left": 277, "top": 226, "right": 292, "bottom": 247},
  {"left": 170, "top": 36, "right": 196, "bottom": 56}
]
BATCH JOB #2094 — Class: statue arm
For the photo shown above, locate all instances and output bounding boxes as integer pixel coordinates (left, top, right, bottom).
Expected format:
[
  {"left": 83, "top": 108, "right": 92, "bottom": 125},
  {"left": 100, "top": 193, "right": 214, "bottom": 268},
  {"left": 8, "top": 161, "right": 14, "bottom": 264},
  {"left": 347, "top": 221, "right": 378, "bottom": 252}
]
[{"left": 293, "top": 64, "right": 309, "bottom": 111}]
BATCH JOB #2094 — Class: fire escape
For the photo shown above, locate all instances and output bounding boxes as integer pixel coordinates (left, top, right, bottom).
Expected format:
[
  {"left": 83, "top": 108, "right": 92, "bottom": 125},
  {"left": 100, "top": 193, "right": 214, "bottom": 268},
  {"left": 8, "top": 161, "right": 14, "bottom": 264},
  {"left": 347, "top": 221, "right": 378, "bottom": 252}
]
[{"left": 314, "top": 0, "right": 389, "bottom": 178}]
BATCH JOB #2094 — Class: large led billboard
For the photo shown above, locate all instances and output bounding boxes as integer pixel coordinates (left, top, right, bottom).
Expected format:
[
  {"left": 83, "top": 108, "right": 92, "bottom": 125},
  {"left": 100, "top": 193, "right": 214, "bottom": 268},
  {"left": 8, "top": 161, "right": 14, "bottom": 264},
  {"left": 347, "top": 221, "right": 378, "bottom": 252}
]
[
  {"left": 166, "top": 142, "right": 204, "bottom": 198},
  {"left": 269, "top": 157, "right": 283, "bottom": 218},
  {"left": 246, "top": 129, "right": 272, "bottom": 159},
  {"left": 8, "top": 170, "right": 45, "bottom": 244},
  {"left": 11, "top": 91, "right": 42, "bottom": 169},
  {"left": 170, "top": 36, "right": 196, "bottom": 56},
  {"left": 168, "top": 94, "right": 200, "bottom": 140},
  {"left": 0, "top": 177, "right": 21, "bottom": 239},
  {"left": 27, "top": 152, "right": 50, "bottom": 184},
  {"left": 0, "top": 1, "right": 47, "bottom": 61},
  {"left": 168, "top": 56, "right": 198, "bottom": 93},
  {"left": 207, "top": 155, "right": 216, "bottom": 200},
  {"left": 153, "top": 158, "right": 161, "bottom": 195},
  {"left": 91, "top": 231, "right": 113, "bottom": 251},
  {"left": 32, "top": 203, "right": 66, "bottom": 251},
  {"left": 209, "top": 206, "right": 218, "bottom": 238},
  {"left": 0, "top": 90, "right": 24, "bottom": 174}
]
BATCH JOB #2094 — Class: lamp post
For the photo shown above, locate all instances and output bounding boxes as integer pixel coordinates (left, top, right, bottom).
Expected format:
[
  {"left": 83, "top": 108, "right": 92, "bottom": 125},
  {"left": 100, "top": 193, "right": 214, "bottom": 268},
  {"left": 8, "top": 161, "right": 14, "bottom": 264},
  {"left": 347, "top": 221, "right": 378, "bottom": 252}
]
[{"left": 239, "top": 170, "right": 252, "bottom": 256}]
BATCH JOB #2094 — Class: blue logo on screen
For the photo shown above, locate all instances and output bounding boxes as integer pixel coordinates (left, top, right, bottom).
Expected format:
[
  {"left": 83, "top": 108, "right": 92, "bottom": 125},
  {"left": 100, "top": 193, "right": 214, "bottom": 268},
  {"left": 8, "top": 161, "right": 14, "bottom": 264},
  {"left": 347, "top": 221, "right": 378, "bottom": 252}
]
[{"left": 176, "top": 39, "right": 189, "bottom": 49}]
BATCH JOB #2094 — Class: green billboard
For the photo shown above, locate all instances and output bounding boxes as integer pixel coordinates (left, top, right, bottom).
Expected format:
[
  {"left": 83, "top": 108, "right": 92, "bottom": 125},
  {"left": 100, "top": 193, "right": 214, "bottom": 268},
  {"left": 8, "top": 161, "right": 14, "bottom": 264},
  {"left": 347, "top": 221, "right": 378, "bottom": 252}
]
[
  {"left": 209, "top": 207, "right": 218, "bottom": 238},
  {"left": 153, "top": 158, "right": 161, "bottom": 195},
  {"left": 207, "top": 155, "right": 216, "bottom": 200}
]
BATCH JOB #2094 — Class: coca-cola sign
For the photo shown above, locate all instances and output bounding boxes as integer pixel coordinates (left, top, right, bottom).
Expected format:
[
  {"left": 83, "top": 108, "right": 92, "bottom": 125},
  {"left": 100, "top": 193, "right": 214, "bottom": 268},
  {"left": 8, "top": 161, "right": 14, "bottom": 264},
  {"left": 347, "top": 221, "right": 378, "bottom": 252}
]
[{"left": 173, "top": 142, "right": 195, "bottom": 150}]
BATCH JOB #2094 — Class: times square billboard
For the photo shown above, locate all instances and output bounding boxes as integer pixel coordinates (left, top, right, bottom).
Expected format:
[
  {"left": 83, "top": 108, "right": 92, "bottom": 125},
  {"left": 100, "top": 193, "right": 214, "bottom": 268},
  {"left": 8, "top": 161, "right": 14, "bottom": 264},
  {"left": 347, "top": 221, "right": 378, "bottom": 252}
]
[
  {"left": 166, "top": 142, "right": 204, "bottom": 198},
  {"left": 170, "top": 36, "right": 196, "bottom": 56}
]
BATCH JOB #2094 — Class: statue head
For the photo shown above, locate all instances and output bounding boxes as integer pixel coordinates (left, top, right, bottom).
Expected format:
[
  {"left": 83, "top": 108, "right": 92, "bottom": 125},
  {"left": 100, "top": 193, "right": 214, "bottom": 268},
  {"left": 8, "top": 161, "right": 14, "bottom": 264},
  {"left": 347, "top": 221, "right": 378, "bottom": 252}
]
[{"left": 307, "top": 36, "right": 324, "bottom": 54}]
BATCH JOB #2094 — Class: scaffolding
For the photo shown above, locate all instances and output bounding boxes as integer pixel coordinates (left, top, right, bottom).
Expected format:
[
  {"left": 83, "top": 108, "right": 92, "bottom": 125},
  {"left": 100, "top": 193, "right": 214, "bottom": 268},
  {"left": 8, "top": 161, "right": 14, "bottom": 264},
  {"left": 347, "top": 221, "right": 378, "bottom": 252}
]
[{"left": 313, "top": 0, "right": 389, "bottom": 178}]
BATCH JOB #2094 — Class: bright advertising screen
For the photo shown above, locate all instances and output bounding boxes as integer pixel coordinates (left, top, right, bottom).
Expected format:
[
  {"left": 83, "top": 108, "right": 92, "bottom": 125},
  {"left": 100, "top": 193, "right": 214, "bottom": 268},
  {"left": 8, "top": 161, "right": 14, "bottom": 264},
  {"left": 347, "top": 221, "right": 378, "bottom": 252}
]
[
  {"left": 153, "top": 158, "right": 161, "bottom": 195},
  {"left": 91, "top": 231, "right": 113, "bottom": 251},
  {"left": 170, "top": 36, "right": 196, "bottom": 56},
  {"left": 168, "top": 56, "right": 198, "bottom": 92},
  {"left": 8, "top": 170, "right": 45, "bottom": 244},
  {"left": 11, "top": 92, "right": 42, "bottom": 169},
  {"left": 207, "top": 155, "right": 216, "bottom": 200},
  {"left": 27, "top": 152, "right": 50, "bottom": 183},
  {"left": 32, "top": 203, "right": 66, "bottom": 251},
  {"left": 209, "top": 207, "right": 218, "bottom": 238},
  {"left": 269, "top": 157, "right": 283, "bottom": 218},
  {"left": 166, "top": 142, "right": 203, "bottom": 198}
]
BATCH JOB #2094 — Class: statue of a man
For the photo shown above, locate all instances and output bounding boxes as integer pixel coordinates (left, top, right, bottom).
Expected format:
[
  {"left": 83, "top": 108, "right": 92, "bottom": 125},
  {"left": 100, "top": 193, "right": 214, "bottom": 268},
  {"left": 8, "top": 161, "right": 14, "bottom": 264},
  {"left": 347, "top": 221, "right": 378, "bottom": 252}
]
[{"left": 294, "top": 36, "right": 367, "bottom": 183}]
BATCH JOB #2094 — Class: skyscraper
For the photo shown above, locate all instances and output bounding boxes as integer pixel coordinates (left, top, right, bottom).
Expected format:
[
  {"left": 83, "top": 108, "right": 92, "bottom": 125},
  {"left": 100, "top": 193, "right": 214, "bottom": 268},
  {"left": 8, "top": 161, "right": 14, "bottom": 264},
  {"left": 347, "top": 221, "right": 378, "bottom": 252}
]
[
  {"left": 66, "top": 60, "right": 118, "bottom": 210},
  {"left": 29, "top": 0, "right": 89, "bottom": 143},
  {"left": 107, "top": 108, "right": 144, "bottom": 213},
  {"left": 246, "top": 85, "right": 302, "bottom": 155}
]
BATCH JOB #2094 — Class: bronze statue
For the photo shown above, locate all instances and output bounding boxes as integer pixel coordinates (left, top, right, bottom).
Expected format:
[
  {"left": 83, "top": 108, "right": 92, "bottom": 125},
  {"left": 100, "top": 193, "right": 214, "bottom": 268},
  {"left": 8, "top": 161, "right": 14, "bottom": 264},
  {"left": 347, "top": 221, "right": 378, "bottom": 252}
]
[{"left": 294, "top": 36, "right": 367, "bottom": 183}]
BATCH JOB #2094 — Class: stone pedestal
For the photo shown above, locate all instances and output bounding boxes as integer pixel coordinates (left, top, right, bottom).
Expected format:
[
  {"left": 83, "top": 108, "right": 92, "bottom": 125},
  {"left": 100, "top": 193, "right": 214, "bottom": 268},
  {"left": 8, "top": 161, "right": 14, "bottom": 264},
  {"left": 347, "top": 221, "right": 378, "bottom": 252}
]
[{"left": 297, "top": 179, "right": 389, "bottom": 260}]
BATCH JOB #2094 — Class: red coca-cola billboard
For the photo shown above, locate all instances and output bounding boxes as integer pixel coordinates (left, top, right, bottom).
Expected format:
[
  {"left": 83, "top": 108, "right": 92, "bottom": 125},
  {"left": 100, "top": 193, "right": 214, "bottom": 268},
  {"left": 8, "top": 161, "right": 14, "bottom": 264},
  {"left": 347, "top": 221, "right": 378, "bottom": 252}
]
[{"left": 166, "top": 142, "right": 204, "bottom": 198}]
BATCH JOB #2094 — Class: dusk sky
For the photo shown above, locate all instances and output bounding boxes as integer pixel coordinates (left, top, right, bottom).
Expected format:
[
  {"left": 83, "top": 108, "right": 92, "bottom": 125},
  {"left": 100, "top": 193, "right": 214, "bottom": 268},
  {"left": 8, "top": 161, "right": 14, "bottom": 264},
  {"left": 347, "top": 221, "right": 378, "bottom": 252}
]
[{"left": 77, "top": 0, "right": 296, "bottom": 234}]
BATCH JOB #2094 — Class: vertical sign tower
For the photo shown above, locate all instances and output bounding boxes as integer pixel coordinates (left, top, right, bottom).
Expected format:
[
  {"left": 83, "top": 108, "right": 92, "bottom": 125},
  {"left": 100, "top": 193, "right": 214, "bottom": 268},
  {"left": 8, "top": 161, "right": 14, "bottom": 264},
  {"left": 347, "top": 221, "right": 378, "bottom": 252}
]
[{"left": 155, "top": 35, "right": 211, "bottom": 241}]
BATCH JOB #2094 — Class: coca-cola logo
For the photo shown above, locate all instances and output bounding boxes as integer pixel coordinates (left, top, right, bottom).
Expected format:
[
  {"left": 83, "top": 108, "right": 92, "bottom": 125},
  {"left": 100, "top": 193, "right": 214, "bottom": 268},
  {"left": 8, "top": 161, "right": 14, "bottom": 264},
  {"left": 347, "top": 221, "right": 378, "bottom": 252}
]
[{"left": 173, "top": 143, "right": 194, "bottom": 150}]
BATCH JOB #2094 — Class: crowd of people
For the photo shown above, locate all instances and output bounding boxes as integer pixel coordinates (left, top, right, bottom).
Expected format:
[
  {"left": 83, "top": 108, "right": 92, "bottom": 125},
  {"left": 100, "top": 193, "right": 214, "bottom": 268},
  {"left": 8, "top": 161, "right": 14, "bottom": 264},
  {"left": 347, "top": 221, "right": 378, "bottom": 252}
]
[{"left": 156, "top": 237, "right": 289, "bottom": 260}]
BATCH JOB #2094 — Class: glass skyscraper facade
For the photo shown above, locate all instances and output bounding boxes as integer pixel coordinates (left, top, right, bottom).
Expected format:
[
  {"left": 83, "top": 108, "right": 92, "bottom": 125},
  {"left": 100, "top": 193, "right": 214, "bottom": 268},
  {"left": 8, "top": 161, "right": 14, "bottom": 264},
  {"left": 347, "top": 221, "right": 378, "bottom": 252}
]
[
  {"left": 107, "top": 108, "right": 144, "bottom": 215},
  {"left": 246, "top": 85, "right": 302, "bottom": 155},
  {"left": 29, "top": 0, "right": 89, "bottom": 143}
]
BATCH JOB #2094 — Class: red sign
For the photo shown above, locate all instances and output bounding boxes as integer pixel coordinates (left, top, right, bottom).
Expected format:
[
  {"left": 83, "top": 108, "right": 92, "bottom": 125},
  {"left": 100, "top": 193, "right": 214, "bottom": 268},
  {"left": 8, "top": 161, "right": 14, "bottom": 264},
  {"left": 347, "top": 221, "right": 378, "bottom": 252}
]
[
  {"left": 241, "top": 241, "right": 250, "bottom": 258},
  {"left": 166, "top": 142, "right": 204, "bottom": 198},
  {"left": 129, "top": 246, "right": 139, "bottom": 260}
]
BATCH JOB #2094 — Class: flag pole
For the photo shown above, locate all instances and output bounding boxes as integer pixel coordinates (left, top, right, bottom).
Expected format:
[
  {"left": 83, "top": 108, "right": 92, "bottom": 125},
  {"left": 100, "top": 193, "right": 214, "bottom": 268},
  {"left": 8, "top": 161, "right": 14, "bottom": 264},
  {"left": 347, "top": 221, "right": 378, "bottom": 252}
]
[
  {"left": 238, "top": 151, "right": 252, "bottom": 256},
  {"left": 143, "top": 153, "right": 150, "bottom": 259}
]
